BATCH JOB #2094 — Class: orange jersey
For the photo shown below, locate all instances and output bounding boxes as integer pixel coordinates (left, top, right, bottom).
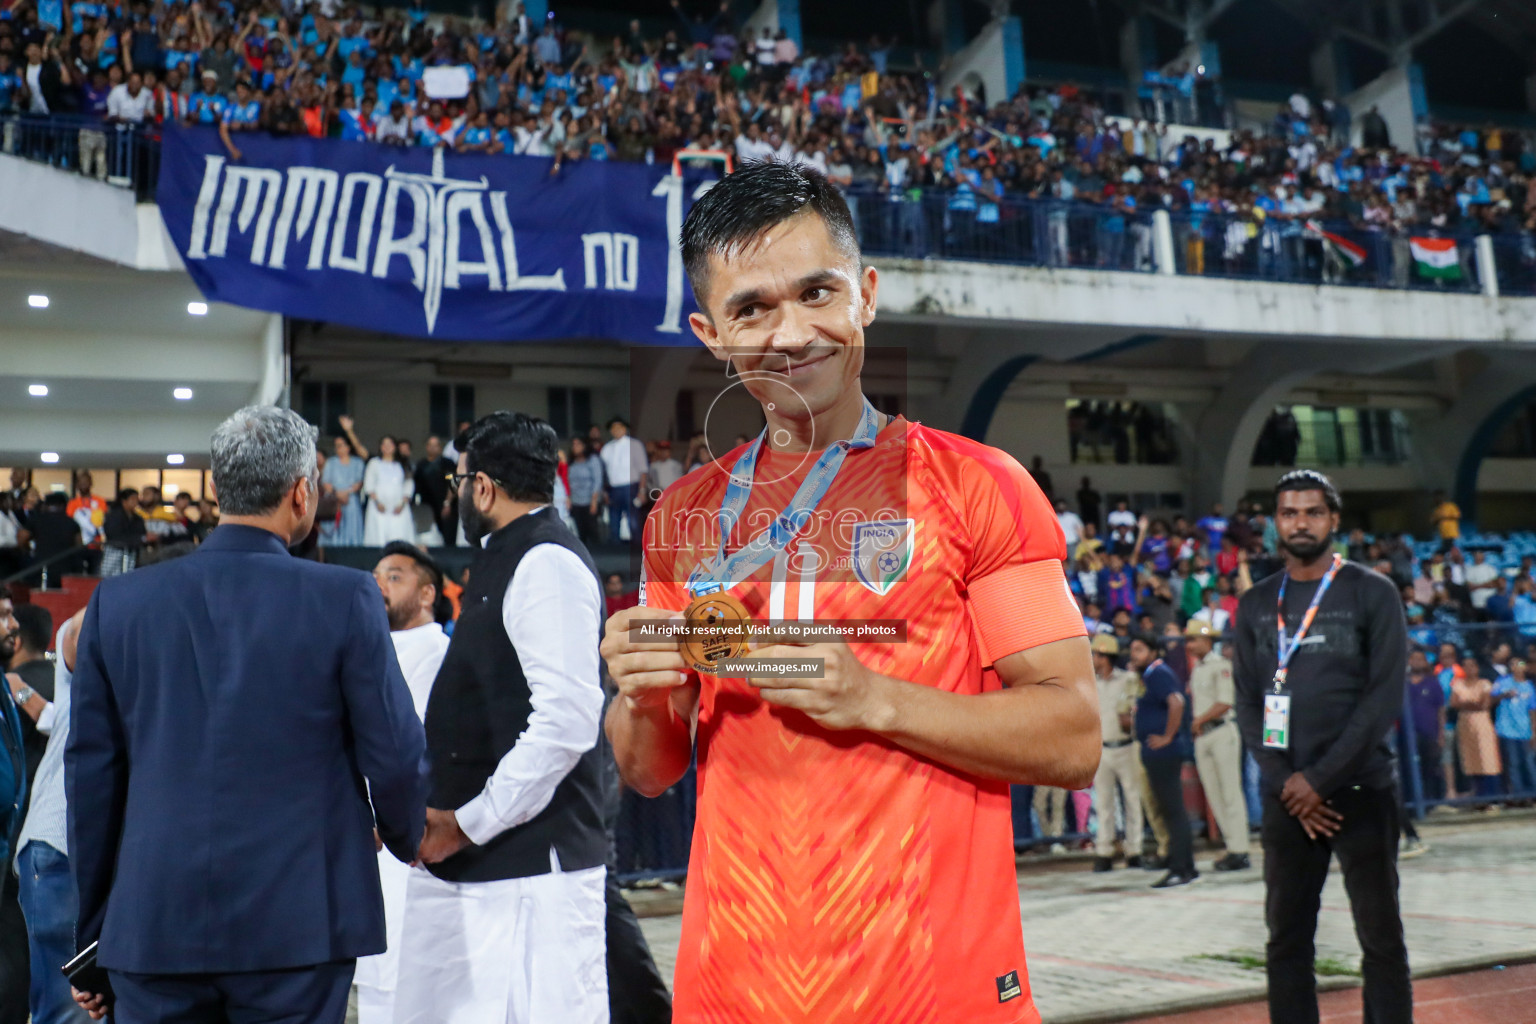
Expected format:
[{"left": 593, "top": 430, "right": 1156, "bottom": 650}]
[{"left": 640, "top": 417, "right": 1084, "bottom": 1024}]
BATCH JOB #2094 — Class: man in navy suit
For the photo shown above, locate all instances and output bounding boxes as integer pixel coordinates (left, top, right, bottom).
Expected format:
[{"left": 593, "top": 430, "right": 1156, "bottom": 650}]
[{"left": 66, "top": 406, "right": 430, "bottom": 1024}]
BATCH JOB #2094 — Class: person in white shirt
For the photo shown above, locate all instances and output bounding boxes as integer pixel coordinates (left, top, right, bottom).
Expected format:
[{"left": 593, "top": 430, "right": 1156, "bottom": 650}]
[
  {"left": 375, "top": 100, "right": 412, "bottom": 144},
  {"left": 363, "top": 437, "right": 417, "bottom": 546},
  {"left": 753, "top": 27, "right": 776, "bottom": 67},
  {"left": 106, "top": 71, "right": 153, "bottom": 123},
  {"left": 355, "top": 545, "right": 451, "bottom": 1024},
  {"left": 1465, "top": 548, "right": 1500, "bottom": 611},
  {"left": 599, "top": 417, "right": 647, "bottom": 543},
  {"left": 395, "top": 412, "right": 607, "bottom": 1024},
  {"left": 1106, "top": 500, "right": 1139, "bottom": 556},
  {"left": 733, "top": 122, "right": 776, "bottom": 164},
  {"left": 644, "top": 440, "right": 684, "bottom": 501},
  {"left": 1055, "top": 499, "right": 1084, "bottom": 550}
]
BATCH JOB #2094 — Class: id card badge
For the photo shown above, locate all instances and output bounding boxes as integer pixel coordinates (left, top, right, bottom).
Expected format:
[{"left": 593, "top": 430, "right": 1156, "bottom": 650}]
[{"left": 1263, "top": 694, "right": 1292, "bottom": 749}]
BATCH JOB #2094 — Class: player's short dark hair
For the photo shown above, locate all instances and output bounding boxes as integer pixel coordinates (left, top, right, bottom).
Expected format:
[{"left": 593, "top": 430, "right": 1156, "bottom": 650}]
[
  {"left": 43, "top": 492, "right": 66, "bottom": 509},
  {"left": 680, "top": 159, "right": 860, "bottom": 311},
  {"left": 458, "top": 411, "right": 558, "bottom": 504},
  {"left": 1275, "top": 469, "right": 1343, "bottom": 514},
  {"left": 13, "top": 604, "right": 50, "bottom": 654},
  {"left": 1129, "top": 632, "right": 1160, "bottom": 652}
]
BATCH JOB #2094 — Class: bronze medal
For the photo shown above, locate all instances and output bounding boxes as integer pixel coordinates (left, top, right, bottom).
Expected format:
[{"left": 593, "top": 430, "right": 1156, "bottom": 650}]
[{"left": 680, "top": 590, "right": 753, "bottom": 675}]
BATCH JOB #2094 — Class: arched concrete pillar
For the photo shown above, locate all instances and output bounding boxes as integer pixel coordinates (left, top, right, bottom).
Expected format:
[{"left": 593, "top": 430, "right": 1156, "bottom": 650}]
[
  {"left": 1190, "top": 346, "right": 1323, "bottom": 514},
  {"left": 1191, "top": 341, "right": 1458, "bottom": 512},
  {"left": 923, "top": 331, "right": 1155, "bottom": 440},
  {"left": 1414, "top": 352, "right": 1536, "bottom": 525}
]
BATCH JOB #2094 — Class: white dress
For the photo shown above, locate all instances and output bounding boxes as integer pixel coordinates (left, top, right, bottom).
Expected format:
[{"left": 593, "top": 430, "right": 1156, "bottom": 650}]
[
  {"left": 363, "top": 459, "right": 416, "bottom": 546},
  {"left": 354, "top": 622, "right": 450, "bottom": 1024}
]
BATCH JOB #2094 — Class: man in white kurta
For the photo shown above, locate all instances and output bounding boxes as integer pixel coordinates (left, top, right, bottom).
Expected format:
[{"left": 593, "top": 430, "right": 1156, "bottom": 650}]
[
  {"left": 392, "top": 419, "right": 608, "bottom": 1024},
  {"left": 356, "top": 545, "right": 452, "bottom": 1024}
]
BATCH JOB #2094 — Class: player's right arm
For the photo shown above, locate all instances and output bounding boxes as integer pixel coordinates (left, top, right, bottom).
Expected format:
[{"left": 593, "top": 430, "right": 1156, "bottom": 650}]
[{"left": 602, "top": 604, "right": 699, "bottom": 797}]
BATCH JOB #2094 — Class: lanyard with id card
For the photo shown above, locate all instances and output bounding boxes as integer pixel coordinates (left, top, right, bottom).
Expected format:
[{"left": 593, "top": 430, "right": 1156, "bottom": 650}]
[{"left": 1265, "top": 554, "right": 1343, "bottom": 749}]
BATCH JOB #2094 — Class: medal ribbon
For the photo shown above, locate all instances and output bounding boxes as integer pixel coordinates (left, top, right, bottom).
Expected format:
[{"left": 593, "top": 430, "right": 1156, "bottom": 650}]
[
  {"left": 1273, "top": 553, "right": 1343, "bottom": 693},
  {"left": 687, "top": 397, "right": 881, "bottom": 598}
]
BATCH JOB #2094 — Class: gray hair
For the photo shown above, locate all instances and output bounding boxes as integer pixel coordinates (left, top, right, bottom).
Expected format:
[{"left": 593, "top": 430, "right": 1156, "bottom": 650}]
[{"left": 210, "top": 406, "right": 318, "bottom": 516}]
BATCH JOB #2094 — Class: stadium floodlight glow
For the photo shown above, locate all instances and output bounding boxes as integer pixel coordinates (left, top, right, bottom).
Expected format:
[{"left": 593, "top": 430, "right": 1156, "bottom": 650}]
[
  {"left": 187, "top": 301, "right": 208, "bottom": 316},
  {"left": 173, "top": 387, "right": 194, "bottom": 400},
  {"left": 39, "top": 453, "right": 59, "bottom": 464},
  {"left": 28, "top": 384, "right": 48, "bottom": 397},
  {"left": 166, "top": 454, "right": 185, "bottom": 465},
  {"left": 27, "top": 295, "right": 48, "bottom": 309}
]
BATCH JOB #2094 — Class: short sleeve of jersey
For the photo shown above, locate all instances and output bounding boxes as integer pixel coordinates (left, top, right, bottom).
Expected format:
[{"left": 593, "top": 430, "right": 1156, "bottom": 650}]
[
  {"left": 949, "top": 444, "right": 1085, "bottom": 665},
  {"left": 1144, "top": 665, "right": 1178, "bottom": 704}
]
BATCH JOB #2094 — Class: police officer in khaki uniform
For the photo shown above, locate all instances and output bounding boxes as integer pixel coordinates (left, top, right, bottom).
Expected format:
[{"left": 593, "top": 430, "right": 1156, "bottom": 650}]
[
  {"left": 1186, "top": 620, "right": 1251, "bottom": 871},
  {"left": 1090, "top": 634, "right": 1145, "bottom": 871}
]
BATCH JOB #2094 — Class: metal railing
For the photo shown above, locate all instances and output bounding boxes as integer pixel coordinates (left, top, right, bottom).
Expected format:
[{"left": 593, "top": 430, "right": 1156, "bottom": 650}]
[
  {"left": 1, "top": 114, "right": 161, "bottom": 202},
  {"left": 851, "top": 189, "right": 1160, "bottom": 273},
  {"left": 1486, "top": 233, "right": 1536, "bottom": 297}
]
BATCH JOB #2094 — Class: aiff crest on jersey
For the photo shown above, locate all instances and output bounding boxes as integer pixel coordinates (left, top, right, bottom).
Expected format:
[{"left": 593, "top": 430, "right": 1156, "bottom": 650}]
[{"left": 851, "top": 519, "right": 915, "bottom": 595}]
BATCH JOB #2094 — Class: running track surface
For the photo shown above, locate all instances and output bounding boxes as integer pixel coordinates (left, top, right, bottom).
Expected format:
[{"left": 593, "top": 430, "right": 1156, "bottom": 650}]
[{"left": 1128, "top": 963, "right": 1536, "bottom": 1024}]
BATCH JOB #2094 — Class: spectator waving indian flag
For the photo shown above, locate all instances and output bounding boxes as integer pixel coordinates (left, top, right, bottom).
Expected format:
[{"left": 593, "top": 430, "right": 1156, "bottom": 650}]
[{"left": 1410, "top": 236, "right": 1462, "bottom": 281}]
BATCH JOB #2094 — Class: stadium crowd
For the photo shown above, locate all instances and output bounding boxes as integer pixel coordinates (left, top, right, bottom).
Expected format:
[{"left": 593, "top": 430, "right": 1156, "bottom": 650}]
[{"left": 2, "top": 0, "right": 1535, "bottom": 270}]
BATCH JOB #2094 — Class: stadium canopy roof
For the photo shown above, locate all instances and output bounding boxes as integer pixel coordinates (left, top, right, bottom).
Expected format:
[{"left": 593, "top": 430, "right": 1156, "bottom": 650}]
[{"left": 1105, "top": 0, "right": 1536, "bottom": 66}]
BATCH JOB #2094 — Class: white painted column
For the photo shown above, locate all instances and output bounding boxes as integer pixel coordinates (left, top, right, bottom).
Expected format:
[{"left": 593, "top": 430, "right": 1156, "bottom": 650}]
[
  {"left": 1152, "top": 210, "right": 1177, "bottom": 276},
  {"left": 1475, "top": 235, "right": 1499, "bottom": 299}
]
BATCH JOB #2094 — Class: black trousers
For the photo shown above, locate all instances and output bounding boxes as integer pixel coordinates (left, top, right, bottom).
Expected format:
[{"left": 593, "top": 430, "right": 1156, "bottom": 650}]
[
  {"left": 607, "top": 870, "right": 672, "bottom": 1024},
  {"left": 0, "top": 872, "right": 27, "bottom": 1024},
  {"left": 1262, "top": 786, "right": 1411, "bottom": 1024},
  {"left": 1141, "top": 753, "right": 1194, "bottom": 876},
  {"left": 107, "top": 960, "right": 353, "bottom": 1024},
  {"left": 571, "top": 505, "right": 603, "bottom": 549}
]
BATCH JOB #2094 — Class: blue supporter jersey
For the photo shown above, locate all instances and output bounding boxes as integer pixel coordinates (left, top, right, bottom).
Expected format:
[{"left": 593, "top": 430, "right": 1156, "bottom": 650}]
[
  {"left": 1494, "top": 678, "right": 1535, "bottom": 741},
  {"left": 459, "top": 125, "right": 490, "bottom": 147},
  {"left": 36, "top": 0, "right": 63, "bottom": 28},
  {"left": 165, "top": 49, "right": 197, "bottom": 75},
  {"left": 188, "top": 90, "right": 226, "bottom": 124},
  {"left": 0, "top": 70, "right": 19, "bottom": 113},
  {"left": 221, "top": 99, "right": 260, "bottom": 125},
  {"left": 338, "top": 108, "right": 371, "bottom": 140},
  {"left": 69, "top": 0, "right": 102, "bottom": 32},
  {"left": 337, "top": 35, "right": 368, "bottom": 61},
  {"left": 495, "top": 127, "right": 515, "bottom": 154}
]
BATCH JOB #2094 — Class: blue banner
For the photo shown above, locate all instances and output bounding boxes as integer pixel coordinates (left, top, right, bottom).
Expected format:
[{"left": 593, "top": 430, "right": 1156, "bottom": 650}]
[{"left": 156, "top": 125, "right": 716, "bottom": 343}]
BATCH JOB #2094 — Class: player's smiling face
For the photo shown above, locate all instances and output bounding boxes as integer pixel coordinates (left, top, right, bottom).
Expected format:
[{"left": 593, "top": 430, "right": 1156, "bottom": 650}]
[{"left": 688, "top": 210, "right": 878, "bottom": 424}]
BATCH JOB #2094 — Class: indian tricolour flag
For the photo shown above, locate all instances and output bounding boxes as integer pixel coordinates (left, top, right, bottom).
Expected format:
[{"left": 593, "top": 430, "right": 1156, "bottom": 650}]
[
  {"left": 1409, "top": 237, "right": 1462, "bottom": 281},
  {"left": 1304, "top": 221, "right": 1367, "bottom": 270}
]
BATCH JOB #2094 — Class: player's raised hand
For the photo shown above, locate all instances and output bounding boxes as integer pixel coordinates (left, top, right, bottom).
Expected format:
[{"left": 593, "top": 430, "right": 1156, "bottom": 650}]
[
  {"left": 744, "top": 638, "right": 895, "bottom": 733},
  {"left": 601, "top": 605, "right": 691, "bottom": 713}
]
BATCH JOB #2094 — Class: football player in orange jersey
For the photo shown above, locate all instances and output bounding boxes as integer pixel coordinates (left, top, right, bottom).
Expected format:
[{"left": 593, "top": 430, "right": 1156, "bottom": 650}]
[{"left": 601, "top": 161, "right": 1100, "bottom": 1024}]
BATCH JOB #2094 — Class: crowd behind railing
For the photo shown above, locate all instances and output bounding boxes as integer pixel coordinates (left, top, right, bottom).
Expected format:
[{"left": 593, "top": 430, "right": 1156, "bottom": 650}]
[{"left": 3, "top": 0, "right": 1534, "bottom": 291}]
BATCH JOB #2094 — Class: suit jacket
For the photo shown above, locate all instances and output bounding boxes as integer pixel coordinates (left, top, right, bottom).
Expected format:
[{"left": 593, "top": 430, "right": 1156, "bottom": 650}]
[{"left": 66, "top": 524, "right": 429, "bottom": 974}]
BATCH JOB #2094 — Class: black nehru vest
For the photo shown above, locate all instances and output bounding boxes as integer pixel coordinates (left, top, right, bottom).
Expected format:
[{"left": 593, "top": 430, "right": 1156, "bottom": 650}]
[{"left": 423, "top": 509, "right": 608, "bottom": 882}]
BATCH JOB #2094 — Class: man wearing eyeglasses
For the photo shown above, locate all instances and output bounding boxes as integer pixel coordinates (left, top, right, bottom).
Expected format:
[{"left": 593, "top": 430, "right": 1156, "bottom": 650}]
[{"left": 393, "top": 413, "right": 609, "bottom": 1024}]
